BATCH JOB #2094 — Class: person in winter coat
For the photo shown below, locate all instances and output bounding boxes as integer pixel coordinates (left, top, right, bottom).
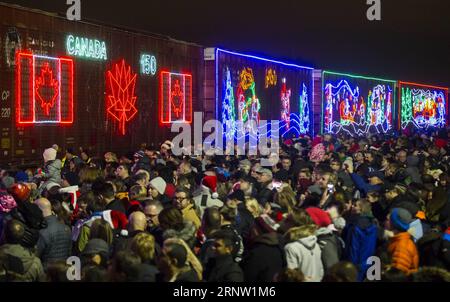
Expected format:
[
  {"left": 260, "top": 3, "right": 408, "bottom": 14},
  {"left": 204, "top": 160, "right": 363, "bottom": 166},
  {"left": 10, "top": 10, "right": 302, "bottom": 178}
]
[
  {"left": 157, "top": 240, "right": 201, "bottom": 282},
  {"left": 173, "top": 187, "right": 201, "bottom": 229},
  {"left": 241, "top": 214, "right": 285, "bottom": 282},
  {"left": 148, "top": 177, "right": 172, "bottom": 206},
  {"left": 385, "top": 184, "right": 420, "bottom": 218},
  {"left": 306, "top": 207, "right": 343, "bottom": 272},
  {"left": 159, "top": 207, "right": 197, "bottom": 249},
  {"left": 75, "top": 192, "right": 128, "bottom": 253},
  {"left": 226, "top": 189, "right": 255, "bottom": 243},
  {"left": 342, "top": 199, "right": 379, "bottom": 281},
  {"left": 204, "top": 230, "right": 244, "bottom": 282},
  {"left": 349, "top": 169, "right": 384, "bottom": 198},
  {"left": 0, "top": 191, "right": 17, "bottom": 241},
  {"left": 405, "top": 155, "right": 422, "bottom": 184},
  {"left": 386, "top": 208, "right": 419, "bottom": 275},
  {"left": 193, "top": 175, "right": 223, "bottom": 217},
  {"left": 219, "top": 205, "right": 244, "bottom": 263},
  {"left": 255, "top": 168, "right": 274, "bottom": 206},
  {"left": 0, "top": 219, "right": 45, "bottom": 281},
  {"left": 284, "top": 224, "right": 324, "bottom": 282},
  {"left": 40, "top": 148, "right": 62, "bottom": 191},
  {"left": 3, "top": 184, "right": 47, "bottom": 249},
  {"left": 34, "top": 198, "right": 72, "bottom": 268},
  {"left": 417, "top": 225, "right": 450, "bottom": 270}
]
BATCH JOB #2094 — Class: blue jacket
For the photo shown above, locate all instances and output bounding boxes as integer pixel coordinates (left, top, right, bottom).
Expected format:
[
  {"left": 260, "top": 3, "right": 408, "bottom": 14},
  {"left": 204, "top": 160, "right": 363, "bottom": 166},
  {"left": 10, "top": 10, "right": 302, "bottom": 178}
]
[
  {"left": 350, "top": 173, "right": 381, "bottom": 197},
  {"left": 343, "top": 215, "right": 378, "bottom": 281}
]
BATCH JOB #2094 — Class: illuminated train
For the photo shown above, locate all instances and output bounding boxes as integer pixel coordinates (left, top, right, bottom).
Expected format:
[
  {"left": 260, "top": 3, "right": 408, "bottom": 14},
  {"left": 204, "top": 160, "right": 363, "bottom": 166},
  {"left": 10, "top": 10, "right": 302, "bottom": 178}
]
[{"left": 0, "top": 4, "right": 448, "bottom": 165}]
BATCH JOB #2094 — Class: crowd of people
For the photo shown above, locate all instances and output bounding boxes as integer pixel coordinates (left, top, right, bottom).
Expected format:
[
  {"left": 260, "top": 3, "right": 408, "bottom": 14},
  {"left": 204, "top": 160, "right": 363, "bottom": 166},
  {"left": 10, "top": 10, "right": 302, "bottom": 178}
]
[{"left": 0, "top": 128, "right": 449, "bottom": 282}]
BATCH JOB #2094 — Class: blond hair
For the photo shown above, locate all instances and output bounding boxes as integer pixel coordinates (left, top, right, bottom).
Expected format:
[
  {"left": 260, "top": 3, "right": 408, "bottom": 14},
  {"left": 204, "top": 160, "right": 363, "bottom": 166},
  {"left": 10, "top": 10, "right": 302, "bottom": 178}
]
[
  {"left": 131, "top": 232, "right": 155, "bottom": 262},
  {"left": 245, "top": 197, "right": 262, "bottom": 218},
  {"left": 284, "top": 224, "right": 317, "bottom": 242},
  {"left": 164, "top": 238, "right": 203, "bottom": 281},
  {"left": 274, "top": 185, "right": 297, "bottom": 213}
]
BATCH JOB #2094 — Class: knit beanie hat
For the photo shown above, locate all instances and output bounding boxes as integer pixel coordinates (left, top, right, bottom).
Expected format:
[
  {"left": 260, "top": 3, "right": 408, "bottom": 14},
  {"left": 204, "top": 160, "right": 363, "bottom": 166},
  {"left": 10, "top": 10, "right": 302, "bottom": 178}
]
[
  {"left": 43, "top": 148, "right": 57, "bottom": 162},
  {"left": 390, "top": 208, "right": 413, "bottom": 232},
  {"left": 202, "top": 175, "right": 218, "bottom": 199},
  {"left": 164, "top": 183, "right": 176, "bottom": 199},
  {"left": 15, "top": 171, "right": 29, "bottom": 183},
  {"left": 2, "top": 176, "right": 15, "bottom": 189},
  {"left": 306, "top": 207, "right": 332, "bottom": 227},
  {"left": 310, "top": 143, "right": 326, "bottom": 163},
  {"left": 0, "top": 191, "right": 17, "bottom": 213},
  {"left": 149, "top": 177, "right": 167, "bottom": 195}
]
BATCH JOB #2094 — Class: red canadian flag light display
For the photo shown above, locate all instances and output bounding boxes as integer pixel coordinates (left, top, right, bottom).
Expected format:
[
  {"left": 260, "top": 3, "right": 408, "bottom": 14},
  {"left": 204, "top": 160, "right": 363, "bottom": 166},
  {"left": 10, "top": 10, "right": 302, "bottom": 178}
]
[
  {"left": 160, "top": 71, "right": 192, "bottom": 124},
  {"left": 16, "top": 52, "right": 74, "bottom": 125},
  {"left": 106, "top": 59, "right": 138, "bottom": 135}
]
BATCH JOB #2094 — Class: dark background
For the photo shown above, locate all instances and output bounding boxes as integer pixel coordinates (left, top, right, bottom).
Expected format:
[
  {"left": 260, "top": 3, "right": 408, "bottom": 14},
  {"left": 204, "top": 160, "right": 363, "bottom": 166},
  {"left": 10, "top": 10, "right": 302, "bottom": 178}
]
[{"left": 2, "top": 0, "right": 449, "bottom": 87}]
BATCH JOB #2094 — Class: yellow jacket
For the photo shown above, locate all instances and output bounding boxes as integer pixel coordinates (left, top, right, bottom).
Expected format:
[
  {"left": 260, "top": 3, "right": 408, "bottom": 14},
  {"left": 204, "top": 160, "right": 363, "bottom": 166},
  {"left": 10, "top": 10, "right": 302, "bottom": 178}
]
[{"left": 182, "top": 204, "right": 201, "bottom": 229}]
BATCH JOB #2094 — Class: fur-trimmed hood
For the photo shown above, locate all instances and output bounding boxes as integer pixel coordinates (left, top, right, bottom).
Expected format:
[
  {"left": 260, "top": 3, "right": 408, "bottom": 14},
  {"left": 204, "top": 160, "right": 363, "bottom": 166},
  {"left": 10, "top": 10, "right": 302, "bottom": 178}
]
[{"left": 163, "top": 221, "right": 197, "bottom": 247}]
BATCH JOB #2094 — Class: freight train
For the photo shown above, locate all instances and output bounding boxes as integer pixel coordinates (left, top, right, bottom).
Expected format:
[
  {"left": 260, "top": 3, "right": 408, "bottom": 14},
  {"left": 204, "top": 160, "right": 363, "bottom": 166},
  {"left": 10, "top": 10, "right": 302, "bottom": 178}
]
[{"left": 0, "top": 3, "right": 448, "bottom": 168}]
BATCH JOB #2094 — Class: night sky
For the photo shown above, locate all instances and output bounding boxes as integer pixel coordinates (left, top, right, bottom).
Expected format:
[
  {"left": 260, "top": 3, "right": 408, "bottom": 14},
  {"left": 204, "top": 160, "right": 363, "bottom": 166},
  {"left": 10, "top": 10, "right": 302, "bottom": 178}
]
[{"left": 3, "top": 0, "right": 450, "bottom": 87}]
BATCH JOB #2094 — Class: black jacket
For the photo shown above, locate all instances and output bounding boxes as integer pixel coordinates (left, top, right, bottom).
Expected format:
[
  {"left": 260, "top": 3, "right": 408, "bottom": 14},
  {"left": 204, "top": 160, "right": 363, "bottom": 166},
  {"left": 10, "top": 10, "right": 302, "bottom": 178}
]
[
  {"left": 241, "top": 232, "right": 284, "bottom": 282},
  {"left": 176, "top": 269, "right": 200, "bottom": 282},
  {"left": 106, "top": 199, "right": 127, "bottom": 215},
  {"left": 235, "top": 203, "right": 255, "bottom": 244},
  {"left": 204, "top": 254, "right": 244, "bottom": 282},
  {"left": 417, "top": 231, "right": 450, "bottom": 270},
  {"left": 257, "top": 187, "right": 273, "bottom": 206}
]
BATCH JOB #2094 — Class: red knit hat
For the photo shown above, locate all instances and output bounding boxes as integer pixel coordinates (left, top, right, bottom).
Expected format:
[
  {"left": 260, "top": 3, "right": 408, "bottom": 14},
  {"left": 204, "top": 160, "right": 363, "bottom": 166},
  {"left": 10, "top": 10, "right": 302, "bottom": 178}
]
[
  {"left": 164, "top": 183, "right": 176, "bottom": 199},
  {"left": 312, "top": 136, "right": 322, "bottom": 147},
  {"left": 435, "top": 138, "right": 447, "bottom": 149},
  {"left": 306, "top": 207, "right": 332, "bottom": 228},
  {"left": 202, "top": 175, "right": 218, "bottom": 198}
]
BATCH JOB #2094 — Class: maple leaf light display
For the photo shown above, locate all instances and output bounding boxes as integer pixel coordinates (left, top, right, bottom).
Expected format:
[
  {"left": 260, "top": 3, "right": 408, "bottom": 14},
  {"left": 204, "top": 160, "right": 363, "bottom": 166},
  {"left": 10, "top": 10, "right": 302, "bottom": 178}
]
[
  {"left": 171, "top": 79, "right": 184, "bottom": 118},
  {"left": 35, "top": 62, "right": 59, "bottom": 116},
  {"left": 106, "top": 60, "right": 138, "bottom": 135}
]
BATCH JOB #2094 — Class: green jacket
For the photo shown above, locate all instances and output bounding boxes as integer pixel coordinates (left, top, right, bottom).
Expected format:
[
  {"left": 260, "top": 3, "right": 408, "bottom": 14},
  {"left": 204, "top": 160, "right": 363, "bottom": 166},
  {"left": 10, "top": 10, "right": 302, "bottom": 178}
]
[{"left": 0, "top": 244, "right": 46, "bottom": 281}]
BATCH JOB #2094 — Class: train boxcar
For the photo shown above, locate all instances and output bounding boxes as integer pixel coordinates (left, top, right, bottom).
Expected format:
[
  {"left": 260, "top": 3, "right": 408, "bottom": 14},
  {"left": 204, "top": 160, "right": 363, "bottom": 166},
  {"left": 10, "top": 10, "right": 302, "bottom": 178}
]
[{"left": 0, "top": 3, "right": 204, "bottom": 167}]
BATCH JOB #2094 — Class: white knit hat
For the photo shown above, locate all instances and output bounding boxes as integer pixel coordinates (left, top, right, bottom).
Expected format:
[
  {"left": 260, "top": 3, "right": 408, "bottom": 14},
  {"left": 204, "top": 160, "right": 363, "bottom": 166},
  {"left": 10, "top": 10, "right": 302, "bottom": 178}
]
[
  {"left": 43, "top": 148, "right": 57, "bottom": 162},
  {"left": 149, "top": 177, "right": 167, "bottom": 195}
]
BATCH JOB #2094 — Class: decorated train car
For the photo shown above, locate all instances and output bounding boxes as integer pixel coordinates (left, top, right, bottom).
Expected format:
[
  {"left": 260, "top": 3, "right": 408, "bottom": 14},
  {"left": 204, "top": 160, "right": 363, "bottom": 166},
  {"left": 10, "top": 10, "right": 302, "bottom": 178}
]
[
  {"left": 398, "top": 81, "right": 448, "bottom": 131},
  {"left": 320, "top": 71, "right": 397, "bottom": 136},
  {"left": 0, "top": 3, "right": 204, "bottom": 166},
  {"left": 203, "top": 48, "right": 314, "bottom": 141}
]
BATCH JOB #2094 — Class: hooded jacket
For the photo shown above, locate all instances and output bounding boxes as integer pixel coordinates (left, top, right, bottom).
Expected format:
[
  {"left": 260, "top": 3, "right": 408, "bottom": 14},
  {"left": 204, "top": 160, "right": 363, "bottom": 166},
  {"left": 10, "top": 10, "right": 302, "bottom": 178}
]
[
  {"left": 42, "top": 159, "right": 62, "bottom": 187},
  {"left": 284, "top": 235, "right": 324, "bottom": 282},
  {"left": 316, "top": 227, "right": 343, "bottom": 271},
  {"left": 343, "top": 214, "right": 378, "bottom": 281},
  {"left": 163, "top": 221, "right": 197, "bottom": 249},
  {"left": 0, "top": 244, "right": 45, "bottom": 281}
]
